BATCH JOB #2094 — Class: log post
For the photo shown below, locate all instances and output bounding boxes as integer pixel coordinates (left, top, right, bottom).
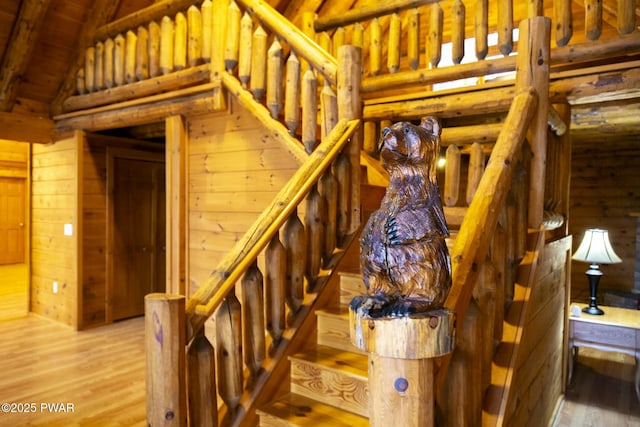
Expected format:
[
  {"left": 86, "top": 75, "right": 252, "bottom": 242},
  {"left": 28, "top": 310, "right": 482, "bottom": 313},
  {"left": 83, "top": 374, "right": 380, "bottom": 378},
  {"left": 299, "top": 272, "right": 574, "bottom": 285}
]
[
  {"left": 515, "top": 17, "right": 550, "bottom": 229},
  {"left": 145, "top": 293, "right": 187, "bottom": 426},
  {"left": 212, "top": 0, "right": 229, "bottom": 109},
  {"left": 350, "top": 308, "right": 456, "bottom": 427}
]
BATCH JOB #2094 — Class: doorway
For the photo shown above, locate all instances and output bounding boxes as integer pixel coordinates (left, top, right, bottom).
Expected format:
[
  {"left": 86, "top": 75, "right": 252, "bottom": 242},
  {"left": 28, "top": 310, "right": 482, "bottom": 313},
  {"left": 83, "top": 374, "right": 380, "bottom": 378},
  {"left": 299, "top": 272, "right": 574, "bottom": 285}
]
[
  {"left": 0, "top": 177, "right": 26, "bottom": 265},
  {"left": 108, "top": 152, "right": 165, "bottom": 321}
]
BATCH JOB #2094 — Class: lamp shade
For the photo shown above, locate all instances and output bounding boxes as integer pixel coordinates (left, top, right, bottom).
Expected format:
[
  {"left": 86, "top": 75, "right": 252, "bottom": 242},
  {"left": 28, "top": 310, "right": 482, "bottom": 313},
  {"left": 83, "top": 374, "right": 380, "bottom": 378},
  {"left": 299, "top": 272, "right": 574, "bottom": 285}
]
[{"left": 572, "top": 228, "right": 622, "bottom": 264}]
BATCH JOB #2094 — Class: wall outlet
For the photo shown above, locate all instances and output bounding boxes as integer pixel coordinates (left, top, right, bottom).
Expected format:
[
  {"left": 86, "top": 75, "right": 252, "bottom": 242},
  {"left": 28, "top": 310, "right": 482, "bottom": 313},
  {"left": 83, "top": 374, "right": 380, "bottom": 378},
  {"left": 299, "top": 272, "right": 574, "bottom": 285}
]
[{"left": 53, "top": 281, "right": 58, "bottom": 294}]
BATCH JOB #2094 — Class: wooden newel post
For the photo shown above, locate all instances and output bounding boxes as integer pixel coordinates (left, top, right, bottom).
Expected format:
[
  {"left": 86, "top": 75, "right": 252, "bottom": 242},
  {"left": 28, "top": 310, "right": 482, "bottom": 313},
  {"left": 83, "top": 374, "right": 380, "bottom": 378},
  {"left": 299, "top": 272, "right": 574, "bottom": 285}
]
[
  {"left": 146, "top": 293, "right": 187, "bottom": 426},
  {"left": 350, "top": 308, "right": 456, "bottom": 426}
]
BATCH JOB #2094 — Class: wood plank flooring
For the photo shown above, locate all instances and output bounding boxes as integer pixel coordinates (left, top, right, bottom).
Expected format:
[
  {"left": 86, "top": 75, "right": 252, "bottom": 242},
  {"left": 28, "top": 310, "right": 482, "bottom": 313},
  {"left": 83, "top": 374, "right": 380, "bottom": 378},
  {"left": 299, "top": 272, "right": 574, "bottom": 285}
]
[
  {"left": 0, "top": 315, "right": 146, "bottom": 426},
  {"left": 553, "top": 347, "right": 640, "bottom": 427}
]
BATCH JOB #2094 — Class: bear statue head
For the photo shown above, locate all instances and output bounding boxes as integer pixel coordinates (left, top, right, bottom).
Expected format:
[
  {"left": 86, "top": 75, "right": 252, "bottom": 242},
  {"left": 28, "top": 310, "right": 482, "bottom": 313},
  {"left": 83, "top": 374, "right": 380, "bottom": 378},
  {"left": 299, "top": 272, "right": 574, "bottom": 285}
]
[{"left": 378, "top": 116, "right": 442, "bottom": 175}]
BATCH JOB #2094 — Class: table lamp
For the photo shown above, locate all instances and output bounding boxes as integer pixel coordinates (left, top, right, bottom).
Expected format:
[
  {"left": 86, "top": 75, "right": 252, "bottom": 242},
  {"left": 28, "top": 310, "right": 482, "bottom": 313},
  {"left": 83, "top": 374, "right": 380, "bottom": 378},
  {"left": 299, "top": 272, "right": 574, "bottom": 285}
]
[{"left": 572, "top": 228, "right": 622, "bottom": 315}]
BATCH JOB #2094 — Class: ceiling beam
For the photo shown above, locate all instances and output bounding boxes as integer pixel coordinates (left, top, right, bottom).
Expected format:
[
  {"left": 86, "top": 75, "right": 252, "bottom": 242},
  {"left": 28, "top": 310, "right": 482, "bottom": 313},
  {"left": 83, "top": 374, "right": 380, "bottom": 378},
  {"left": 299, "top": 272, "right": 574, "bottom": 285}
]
[
  {"left": 50, "top": 0, "right": 124, "bottom": 116},
  {"left": 0, "top": 111, "right": 54, "bottom": 144},
  {"left": 0, "top": 0, "right": 52, "bottom": 112}
]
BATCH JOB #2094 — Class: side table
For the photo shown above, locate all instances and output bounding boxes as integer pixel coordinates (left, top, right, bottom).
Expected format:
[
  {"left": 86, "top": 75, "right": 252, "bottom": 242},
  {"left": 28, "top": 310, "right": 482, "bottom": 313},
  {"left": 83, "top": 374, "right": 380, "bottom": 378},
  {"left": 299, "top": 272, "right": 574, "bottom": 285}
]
[{"left": 567, "top": 303, "right": 640, "bottom": 402}]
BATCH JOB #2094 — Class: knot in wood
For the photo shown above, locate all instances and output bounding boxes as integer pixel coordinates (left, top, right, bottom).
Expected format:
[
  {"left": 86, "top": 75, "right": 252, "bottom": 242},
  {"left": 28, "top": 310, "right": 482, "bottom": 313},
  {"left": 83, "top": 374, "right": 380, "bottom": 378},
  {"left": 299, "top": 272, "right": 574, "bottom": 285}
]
[
  {"left": 429, "top": 316, "right": 439, "bottom": 328},
  {"left": 368, "top": 319, "right": 376, "bottom": 330},
  {"left": 165, "top": 410, "right": 174, "bottom": 420}
]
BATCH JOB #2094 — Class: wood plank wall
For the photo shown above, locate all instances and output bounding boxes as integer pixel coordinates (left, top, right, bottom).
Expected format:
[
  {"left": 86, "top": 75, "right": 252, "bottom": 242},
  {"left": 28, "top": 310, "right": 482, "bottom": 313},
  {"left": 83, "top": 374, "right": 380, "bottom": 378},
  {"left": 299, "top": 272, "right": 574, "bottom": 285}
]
[
  {"left": 186, "top": 96, "right": 305, "bottom": 296},
  {"left": 569, "top": 140, "right": 640, "bottom": 299},
  {"left": 504, "top": 236, "right": 571, "bottom": 426},
  {"left": 0, "top": 139, "right": 29, "bottom": 178},
  {"left": 31, "top": 135, "right": 79, "bottom": 327}
]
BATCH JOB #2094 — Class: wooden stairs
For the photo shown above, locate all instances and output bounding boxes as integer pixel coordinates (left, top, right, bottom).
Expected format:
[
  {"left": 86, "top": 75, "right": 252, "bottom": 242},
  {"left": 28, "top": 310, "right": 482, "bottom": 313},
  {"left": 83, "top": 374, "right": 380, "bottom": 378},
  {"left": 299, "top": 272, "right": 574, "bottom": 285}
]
[{"left": 256, "top": 272, "right": 370, "bottom": 426}]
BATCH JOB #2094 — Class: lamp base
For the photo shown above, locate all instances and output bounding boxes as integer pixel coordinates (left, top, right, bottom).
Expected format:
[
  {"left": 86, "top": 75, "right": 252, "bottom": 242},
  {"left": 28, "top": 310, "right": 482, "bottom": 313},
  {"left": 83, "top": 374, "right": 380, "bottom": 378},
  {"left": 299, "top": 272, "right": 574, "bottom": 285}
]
[{"left": 582, "top": 305, "right": 604, "bottom": 315}]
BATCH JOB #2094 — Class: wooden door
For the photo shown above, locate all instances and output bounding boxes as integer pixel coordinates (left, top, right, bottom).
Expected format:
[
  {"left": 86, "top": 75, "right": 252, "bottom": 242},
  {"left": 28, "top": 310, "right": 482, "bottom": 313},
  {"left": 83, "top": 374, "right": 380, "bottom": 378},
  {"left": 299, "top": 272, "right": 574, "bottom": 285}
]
[
  {"left": 112, "top": 158, "right": 165, "bottom": 320},
  {"left": 0, "top": 178, "right": 26, "bottom": 265}
]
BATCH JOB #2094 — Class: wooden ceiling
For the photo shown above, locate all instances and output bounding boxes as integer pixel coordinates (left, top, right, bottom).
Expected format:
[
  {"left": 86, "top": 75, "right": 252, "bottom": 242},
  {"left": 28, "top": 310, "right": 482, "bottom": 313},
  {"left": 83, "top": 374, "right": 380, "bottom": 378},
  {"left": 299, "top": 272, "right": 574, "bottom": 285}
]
[{"left": 0, "top": 0, "right": 638, "bottom": 144}]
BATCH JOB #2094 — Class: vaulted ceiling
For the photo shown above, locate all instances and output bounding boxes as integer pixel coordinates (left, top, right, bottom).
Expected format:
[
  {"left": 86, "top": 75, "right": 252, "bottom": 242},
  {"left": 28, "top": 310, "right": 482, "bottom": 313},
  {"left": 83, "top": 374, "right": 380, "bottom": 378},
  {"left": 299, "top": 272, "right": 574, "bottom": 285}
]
[{"left": 0, "top": 0, "right": 638, "bottom": 144}]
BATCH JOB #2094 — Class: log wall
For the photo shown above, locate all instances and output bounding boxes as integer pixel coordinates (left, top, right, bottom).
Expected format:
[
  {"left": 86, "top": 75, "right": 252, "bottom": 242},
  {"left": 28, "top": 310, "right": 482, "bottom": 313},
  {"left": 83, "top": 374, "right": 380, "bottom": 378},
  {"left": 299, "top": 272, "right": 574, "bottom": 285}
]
[
  {"left": 569, "top": 139, "right": 640, "bottom": 299},
  {"left": 186, "top": 96, "right": 305, "bottom": 294},
  {"left": 503, "top": 236, "right": 571, "bottom": 426},
  {"left": 31, "top": 135, "right": 80, "bottom": 327}
]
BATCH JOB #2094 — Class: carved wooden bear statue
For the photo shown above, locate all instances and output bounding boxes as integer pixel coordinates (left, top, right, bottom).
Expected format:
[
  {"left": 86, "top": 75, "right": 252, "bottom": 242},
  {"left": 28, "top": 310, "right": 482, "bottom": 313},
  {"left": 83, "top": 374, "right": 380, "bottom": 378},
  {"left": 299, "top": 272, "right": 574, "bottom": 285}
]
[{"left": 352, "top": 116, "right": 451, "bottom": 317}]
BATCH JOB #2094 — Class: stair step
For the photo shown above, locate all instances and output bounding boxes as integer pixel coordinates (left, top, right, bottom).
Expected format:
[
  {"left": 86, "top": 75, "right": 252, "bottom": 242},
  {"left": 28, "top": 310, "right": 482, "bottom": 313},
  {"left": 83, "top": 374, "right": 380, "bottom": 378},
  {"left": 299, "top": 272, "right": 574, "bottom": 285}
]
[
  {"left": 339, "top": 272, "right": 366, "bottom": 305},
  {"left": 289, "top": 345, "right": 369, "bottom": 417},
  {"left": 257, "top": 392, "right": 368, "bottom": 426},
  {"left": 316, "top": 305, "right": 363, "bottom": 354}
]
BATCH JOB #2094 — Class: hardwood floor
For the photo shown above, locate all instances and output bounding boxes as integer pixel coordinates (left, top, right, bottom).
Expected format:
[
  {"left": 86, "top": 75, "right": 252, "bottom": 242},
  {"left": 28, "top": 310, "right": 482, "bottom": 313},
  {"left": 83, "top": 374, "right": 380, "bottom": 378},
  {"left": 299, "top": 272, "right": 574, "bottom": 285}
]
[
  {"left": 553, "top": 347, "right": 640, "bottom": 427},
  {"left": 0, "top": 315, "right": 146, "bottom": 426},
  {"left": 0, "top": 263, "right": 28, "bottom": 321}
]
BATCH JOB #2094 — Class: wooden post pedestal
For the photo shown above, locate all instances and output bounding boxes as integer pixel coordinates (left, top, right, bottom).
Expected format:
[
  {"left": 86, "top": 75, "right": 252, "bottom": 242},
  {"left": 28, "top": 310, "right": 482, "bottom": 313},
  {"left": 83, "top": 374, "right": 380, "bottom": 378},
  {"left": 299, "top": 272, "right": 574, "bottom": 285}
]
[{"left": 350, "top": 307, "right": 455, "bottom": 427}]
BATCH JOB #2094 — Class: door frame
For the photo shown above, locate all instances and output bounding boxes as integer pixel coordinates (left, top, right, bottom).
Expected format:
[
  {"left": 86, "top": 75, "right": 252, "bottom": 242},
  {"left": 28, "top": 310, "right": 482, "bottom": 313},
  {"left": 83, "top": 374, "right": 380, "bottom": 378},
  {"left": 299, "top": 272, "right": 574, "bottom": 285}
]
[{"left": 106, "top": 147, "right": 165, "bottom": 323}]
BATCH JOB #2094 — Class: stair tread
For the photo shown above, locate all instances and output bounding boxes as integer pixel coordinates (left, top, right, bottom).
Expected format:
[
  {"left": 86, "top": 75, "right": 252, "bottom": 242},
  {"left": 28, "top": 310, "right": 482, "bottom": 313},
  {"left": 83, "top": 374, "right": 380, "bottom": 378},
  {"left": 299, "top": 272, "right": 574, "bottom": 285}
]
[
  {"left": 290, "top": 345, "right": 368, "bottom": 377},
  {"left": 258, "top": 392, "right": 368, "bottom": 426}
]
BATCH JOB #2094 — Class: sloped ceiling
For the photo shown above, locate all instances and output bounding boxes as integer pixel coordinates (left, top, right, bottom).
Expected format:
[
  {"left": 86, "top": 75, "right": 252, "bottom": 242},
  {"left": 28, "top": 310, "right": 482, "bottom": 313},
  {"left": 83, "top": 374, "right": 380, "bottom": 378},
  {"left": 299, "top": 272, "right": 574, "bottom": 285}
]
[{"left": 0, "top": 0, "right": 638, "bottom": 143}]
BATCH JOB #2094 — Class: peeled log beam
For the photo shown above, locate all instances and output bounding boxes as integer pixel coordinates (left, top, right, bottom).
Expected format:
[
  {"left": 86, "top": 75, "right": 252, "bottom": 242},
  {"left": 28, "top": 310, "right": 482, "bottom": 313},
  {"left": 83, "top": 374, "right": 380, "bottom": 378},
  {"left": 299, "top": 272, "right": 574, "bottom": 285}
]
[
  {"left": 61, "top": 64, "right": 210, "bottom": 112},
  {"left": 93, "top": 0, "right": 199, "bottom": 42},
  {"left": 54, "top": 86, "right": 218, "bottom": 134},
  {"left": 0, "top": 0, "right": 52, "bottom": 111},
  {"left": 0, "top": 111, "right": 54, "bottom": 144},
  {"left": 236, "top": 0, "right": 337, "bottom": 85},
  {"left": 315, "top": 0, "right": 439, "bottom": 32}
]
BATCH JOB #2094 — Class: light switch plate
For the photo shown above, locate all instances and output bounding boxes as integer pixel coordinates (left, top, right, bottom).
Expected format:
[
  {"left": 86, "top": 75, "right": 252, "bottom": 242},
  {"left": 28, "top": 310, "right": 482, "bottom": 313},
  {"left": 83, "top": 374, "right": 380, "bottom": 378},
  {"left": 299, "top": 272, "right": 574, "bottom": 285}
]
[{"left": 64, "top": 223, "right": 73, "bottom": 236}]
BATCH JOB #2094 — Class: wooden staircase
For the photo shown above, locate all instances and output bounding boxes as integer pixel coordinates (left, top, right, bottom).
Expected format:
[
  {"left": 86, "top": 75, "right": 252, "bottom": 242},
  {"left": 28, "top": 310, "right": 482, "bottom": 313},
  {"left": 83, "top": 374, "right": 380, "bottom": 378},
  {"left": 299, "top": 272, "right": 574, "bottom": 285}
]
[{"left": 257, "top": 272, "right": 369, "bottom": 426}]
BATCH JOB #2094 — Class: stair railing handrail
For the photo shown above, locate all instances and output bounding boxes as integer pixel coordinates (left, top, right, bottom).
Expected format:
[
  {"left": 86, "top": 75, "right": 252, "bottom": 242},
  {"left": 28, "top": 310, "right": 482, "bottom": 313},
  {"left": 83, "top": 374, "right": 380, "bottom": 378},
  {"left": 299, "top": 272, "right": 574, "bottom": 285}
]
[
  {"left": 185, "top": 117, "right": 360, "bottom": 334},
  {"left": 236, "top": 0, "right": 337, "bottom": 86}
]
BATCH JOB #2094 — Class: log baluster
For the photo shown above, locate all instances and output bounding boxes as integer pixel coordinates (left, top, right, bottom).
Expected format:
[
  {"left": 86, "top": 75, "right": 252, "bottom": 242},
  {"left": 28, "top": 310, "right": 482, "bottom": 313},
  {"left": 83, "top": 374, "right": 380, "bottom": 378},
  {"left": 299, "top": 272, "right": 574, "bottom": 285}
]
[
  {"left": 335, "top": 153, "right": 351, "bottom": 243},
  {"left": 149, "top": 21, "right": 161, "bottom": 78},
  {"left": 85, "top": 46, "right": 95, "bottom": 93},
  {"left": 473, "top": 259, "right": 498, "bottom": 395},
  {"left": 76, "top": 69, "right": 86, "bottom": 95},
  {"left": 104, "top": 38, "right": 114, "bottom": 89},
  {"left": 528, "top": 0, "right": 543, "bottom": 16},
  {"left": 267, "top": 38, "right": 283, "bottom": 119},
  {"left": 135, "top": 26, "right": 149, "bottom": 81},
  {"left": 125, "top": 30, "right": 137, "bottom": 83},
  {"left": 554, "top": 0, "right": 573, "bottom": 46},
  {"left": 428, "top": 3, "right": 444, "bottom": 69},
  {"left": 201, "top": 0, "right": 213, "bottom": 63},
  {"left": 444, "top": 144, "right": 461, "bottom": 207},
  {"left": 95, "top": 42, "right": 105, "bottom": 90},
  {"left": 321, "top": 82, "right": 338, "bottom": 139},
  {"left": 215, "top": 289, "right": 243, "bottom": 417},
  {"left": 466, "top": 142, "right": 485, "bottom": 205},
  {"left": 407, "top": 9, "right": 420, "bottom": 70},
  {"left": 475, "top": 0, "right": 488, "bottom": 60},
  {"left": 187, "top": 327, "right": 218, "bottom": 427},
  {"left": 452, "top": 0, "right": 466, "bottom": 64},
  {"left": 160, "top": 16, "right": 174, "bottom": 75},
  {"left": 174, "top": 12, "right": 187, "bottom": 71},
  {"left": 387, "top": 13, "right": 401, "bottom": 73},
  {"left": 333, "top": 27, "right": 345, "bottom": 55},
  {"left": 305, "top": 184, "right": 327, "bottom": 288},
  {"left": 238, "top": 12, "right": 253, "bottom": 87},
  {"left": 320, "top": 169, "right": 338, "bottom": 267},
  {"left": 505, "top": 189, "right": 516, "bottom": 306},
  {"left": 363, "top": 121, "right": 378, "bottom": 156},
  {"left": 318, "top": 32, "right": 332, "bottom": 86},
  {"left": 498, "top": 0, "right": 513, "bottom": 55},
  {"left": 250, "top": 25, "right": 267, "bottom": 101},
  {"left": 284, "top": 52, "right": 300, "bottom": 135},
  {"left": 301, "top": 68, "right": 317, "bottom": 153},
  {"left": 618, "top": 0, "right": 636, "bottom": 34},
  {"left": 585, "top": 0, "right": 602, "bottom": 40},
  {"left": 352, "top": 22, "right": 364, "bottom": 48},
  {"left": 225, "top": 1, "right": 241, "bottom": 71},
  {"left": 114, "top": 33, "right": 125, "bottom": 85},
  {"left": 241, "top": 261, "right": 265, "bottom": 386},
  {"left": 490, "top": 212, "right": 506, "bottom": 345},
  {"left": 266, "top": 234, "right": 286, "bottom": 351},
  {"left": 283, "top": 209, "right": 306, "bottom": 315},
  {"left": 187, "top": 5, "right": 203, "bottom": 67},
  {"left": 369, "top": 18, "right": 381, "bottom": 76}
]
